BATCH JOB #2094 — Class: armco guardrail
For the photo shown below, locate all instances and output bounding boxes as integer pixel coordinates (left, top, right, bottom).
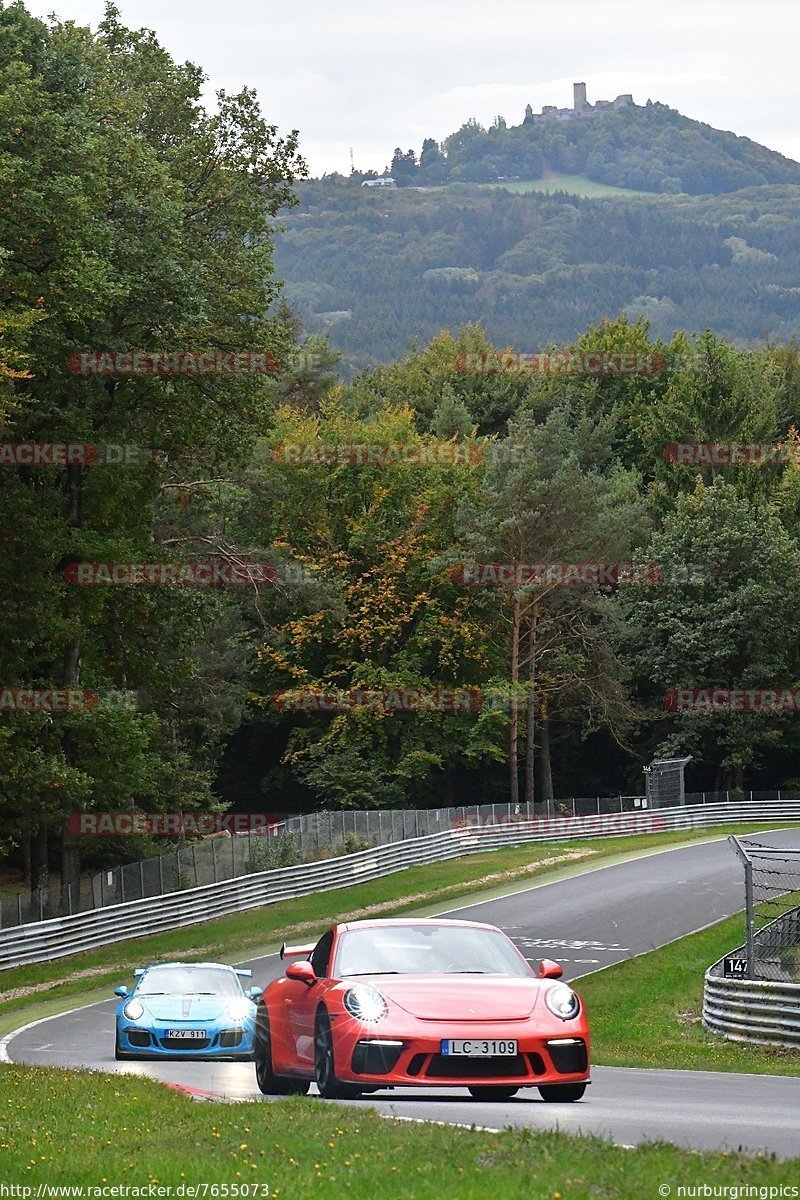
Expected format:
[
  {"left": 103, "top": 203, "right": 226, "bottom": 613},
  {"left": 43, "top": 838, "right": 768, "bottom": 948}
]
[
  {"left": 3, "top": 798, "right": 800, "bottom": 970},
  {"left": 703, "top": 955, "right": 800, "bottom": 1048}
]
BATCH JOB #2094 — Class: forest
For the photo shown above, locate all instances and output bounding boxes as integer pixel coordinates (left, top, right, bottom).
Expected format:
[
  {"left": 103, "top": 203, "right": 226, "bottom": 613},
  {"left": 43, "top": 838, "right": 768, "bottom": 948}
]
[{"left": 275, "top": 181, "right": 800, "bottom": 373}]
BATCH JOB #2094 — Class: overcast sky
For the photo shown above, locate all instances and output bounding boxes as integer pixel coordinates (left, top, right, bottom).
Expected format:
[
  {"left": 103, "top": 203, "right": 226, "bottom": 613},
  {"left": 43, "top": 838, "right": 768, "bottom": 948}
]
[{"left": 20, "top": 0, "right": 800, "bottom": 177}]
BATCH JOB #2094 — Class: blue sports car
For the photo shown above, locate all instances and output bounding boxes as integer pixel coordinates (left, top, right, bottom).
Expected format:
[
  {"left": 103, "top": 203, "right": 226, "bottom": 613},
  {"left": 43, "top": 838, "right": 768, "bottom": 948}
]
[{"left": 114, "top": 961, "right": 260, "bottom": 1061}]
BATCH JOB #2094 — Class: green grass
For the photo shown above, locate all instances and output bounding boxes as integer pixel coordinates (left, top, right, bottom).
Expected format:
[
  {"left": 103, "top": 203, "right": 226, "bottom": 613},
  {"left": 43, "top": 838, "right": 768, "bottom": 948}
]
[
  {"left": 0, "top": 1064, "right": 796, "bottom": 1193},
  {"left": 0, "top": 825, "right": 787, "bottom": 1038},
  {"left": 482, "top": 174, "right": 653, "bottom": 198},
  {"left": 580, "top": 912, "right": 800, "bottom": 1076}
]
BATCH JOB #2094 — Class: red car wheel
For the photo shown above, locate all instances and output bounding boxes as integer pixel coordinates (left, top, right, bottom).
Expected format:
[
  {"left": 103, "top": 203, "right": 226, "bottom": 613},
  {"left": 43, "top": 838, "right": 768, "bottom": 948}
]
[
  {"left": 254, "top": 1009, "right": 309, "bottom": 1096},
  {"left": 538, "top": 1082, "right": 586, "bottom": 1102},
  {"left": 468, "top": 1086, "right": 519, "bottom": 1101},
  {"left": 314, "top": 1011, "right": 361, "bottom": 1100}
]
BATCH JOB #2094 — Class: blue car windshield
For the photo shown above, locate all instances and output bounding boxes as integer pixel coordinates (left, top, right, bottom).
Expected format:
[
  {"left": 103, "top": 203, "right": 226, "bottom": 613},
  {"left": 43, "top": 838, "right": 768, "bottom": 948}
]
[{"left": 136, "top": 967, "right": 242, "bottom": 997}]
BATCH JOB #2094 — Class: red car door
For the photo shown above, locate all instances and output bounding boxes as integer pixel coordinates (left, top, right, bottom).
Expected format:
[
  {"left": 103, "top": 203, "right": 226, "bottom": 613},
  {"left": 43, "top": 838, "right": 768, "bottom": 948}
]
[{"left": 287, "top": 930, "right": 335, "bottom": 1068}]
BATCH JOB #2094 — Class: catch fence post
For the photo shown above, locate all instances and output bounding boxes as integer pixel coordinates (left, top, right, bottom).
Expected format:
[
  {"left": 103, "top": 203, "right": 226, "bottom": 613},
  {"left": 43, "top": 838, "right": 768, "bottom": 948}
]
[
  {"left": 729, "top": 836, "right": 756, "bottom": 980},
  {"left": 744, "top": 857, "right": 756, "bottom": 979}
]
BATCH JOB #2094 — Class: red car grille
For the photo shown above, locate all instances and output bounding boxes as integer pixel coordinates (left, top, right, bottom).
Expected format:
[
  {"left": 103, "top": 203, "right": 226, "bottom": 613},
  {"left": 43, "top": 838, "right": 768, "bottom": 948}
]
[{"left": 422, "top": 1052, "right": 544, "bottom": 1080}]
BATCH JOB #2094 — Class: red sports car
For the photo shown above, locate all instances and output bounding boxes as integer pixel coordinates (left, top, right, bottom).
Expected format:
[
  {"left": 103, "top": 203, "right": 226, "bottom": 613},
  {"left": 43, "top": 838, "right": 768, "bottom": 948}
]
[{"left": 254, "top": 917, "right": 590, "bottom": 1101}]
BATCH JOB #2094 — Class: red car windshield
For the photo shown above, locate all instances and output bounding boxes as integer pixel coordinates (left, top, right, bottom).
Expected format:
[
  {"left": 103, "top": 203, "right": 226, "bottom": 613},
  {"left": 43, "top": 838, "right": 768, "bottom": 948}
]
[{"left": 335, "top": 924, "right": 532, "bottom": 978}]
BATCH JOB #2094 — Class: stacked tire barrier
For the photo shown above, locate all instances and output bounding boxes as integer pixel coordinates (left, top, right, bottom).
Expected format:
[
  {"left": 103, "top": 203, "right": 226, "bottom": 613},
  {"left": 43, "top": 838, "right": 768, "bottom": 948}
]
[
  {"left": 703, "top": 949, "right": 800, "bottom": 1048},
  {"left": 3, "top": 797, "right": 800, "bottom": 971}
]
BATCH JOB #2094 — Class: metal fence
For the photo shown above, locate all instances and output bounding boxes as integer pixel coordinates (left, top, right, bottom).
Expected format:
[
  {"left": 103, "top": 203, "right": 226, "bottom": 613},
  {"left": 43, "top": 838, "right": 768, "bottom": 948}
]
[
  {"left": 3, "top": 788, "right": 798, "bottom": 930},
  {"left": 728, "top": 836, "right": 800, "bottom": 981},
  {"left": 3, "top": 796, "right": 800, "bottom": 969}
]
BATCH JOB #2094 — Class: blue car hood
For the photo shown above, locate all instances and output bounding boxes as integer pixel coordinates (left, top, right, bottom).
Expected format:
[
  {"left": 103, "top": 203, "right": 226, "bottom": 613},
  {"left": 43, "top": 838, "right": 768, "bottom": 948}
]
[{"left": 137, "top": 994, "right": 249, "bottom": 1023}]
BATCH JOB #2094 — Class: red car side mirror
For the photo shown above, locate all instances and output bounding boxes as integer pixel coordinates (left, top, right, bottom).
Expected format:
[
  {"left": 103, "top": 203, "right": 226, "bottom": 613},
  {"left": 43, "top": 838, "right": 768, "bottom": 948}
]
[
  {"left": 285, "top": 960, "right": 316, "bottom": 987},
  {"left": 538, "top": 959, "right": 564, "bottom": 980}
]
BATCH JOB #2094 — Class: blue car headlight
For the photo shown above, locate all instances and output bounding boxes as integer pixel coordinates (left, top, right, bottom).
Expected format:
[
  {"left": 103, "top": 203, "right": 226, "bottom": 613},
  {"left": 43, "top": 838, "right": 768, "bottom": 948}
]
[
  {"left": 123, "top": 1000, "right": 144, "bottom": 1021},
  {"left": 227, "top": 998, "right": 253, "bottom": 1024}
]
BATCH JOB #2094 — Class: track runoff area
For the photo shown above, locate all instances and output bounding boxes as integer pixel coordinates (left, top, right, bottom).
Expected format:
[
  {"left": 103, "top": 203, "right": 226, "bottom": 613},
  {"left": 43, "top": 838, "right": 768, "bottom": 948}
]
[{"left": 6, "top": 830, "right": 800, "bottom": 1158}]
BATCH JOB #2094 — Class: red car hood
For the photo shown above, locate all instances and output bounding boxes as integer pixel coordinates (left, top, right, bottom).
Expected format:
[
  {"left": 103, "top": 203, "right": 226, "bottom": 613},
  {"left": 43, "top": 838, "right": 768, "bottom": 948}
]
[{"left": 365, "top": 975, "right": 542, "bottom": 1021}]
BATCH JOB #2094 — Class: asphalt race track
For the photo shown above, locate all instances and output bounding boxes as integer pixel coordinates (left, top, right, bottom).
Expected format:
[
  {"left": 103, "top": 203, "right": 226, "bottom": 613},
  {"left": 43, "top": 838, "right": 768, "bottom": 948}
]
[{"left": 6, "top": 831, "right": 800, "bottom": 1158}]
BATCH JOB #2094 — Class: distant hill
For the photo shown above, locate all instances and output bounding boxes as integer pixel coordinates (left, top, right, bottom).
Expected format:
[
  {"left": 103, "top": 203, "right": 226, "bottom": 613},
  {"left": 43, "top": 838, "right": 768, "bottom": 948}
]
[
  {"left": 274, "top": 180, "right": 800, "bottom": 372},
  {"left": 378, "top": 102, "right": 800, "bottom": 196}
]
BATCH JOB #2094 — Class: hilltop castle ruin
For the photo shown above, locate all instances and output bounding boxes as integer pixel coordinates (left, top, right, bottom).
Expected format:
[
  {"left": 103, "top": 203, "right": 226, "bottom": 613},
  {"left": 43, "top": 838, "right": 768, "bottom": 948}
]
[{"left": 523, "top": 82, "right": 635, "bottom": 124}]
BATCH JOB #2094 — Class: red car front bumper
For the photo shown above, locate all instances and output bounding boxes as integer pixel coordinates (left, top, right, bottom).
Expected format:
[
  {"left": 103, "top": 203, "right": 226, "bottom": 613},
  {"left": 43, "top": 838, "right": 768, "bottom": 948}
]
[{"left": 330, "top": 1015, "right": 590, "bottom": 1089}]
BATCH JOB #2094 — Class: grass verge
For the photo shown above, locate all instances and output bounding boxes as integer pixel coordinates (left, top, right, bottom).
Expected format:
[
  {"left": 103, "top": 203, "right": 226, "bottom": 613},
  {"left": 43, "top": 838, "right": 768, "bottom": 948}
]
[
  {"left": 482, "top": 174, "right": 653, "bottom": 198},
  {"left": 0, "top": 1065, "right": 796, "bottom": 1194},
  {"left": 580, "top": 912, "right": 800, "bottom": 1076},
  {"left": 0, "top": 824, "right": 787, "bottom": 1038}
]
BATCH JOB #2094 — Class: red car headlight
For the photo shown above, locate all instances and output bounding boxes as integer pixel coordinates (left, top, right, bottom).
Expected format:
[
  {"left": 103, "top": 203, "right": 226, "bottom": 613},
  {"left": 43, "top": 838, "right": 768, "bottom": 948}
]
[
  {"left": 544, "top": 984, "right": 581, "bottom": 1021},
  {"left": 343, "top": 985, "right": 388, "bottom": 1023}
]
